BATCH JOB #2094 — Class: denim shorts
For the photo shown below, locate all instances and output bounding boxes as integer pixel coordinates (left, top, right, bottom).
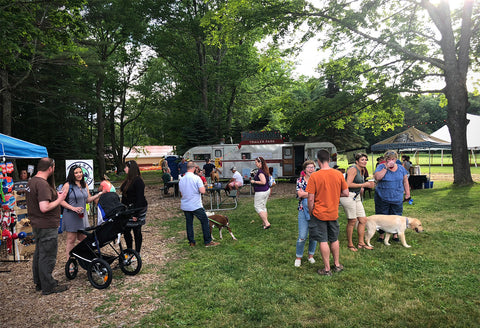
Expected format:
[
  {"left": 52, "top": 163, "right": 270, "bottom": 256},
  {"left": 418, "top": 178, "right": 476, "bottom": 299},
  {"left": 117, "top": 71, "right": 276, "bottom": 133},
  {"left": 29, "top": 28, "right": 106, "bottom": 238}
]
[{"left": 309, "top": 217, "right": 339, "bottom": 243}]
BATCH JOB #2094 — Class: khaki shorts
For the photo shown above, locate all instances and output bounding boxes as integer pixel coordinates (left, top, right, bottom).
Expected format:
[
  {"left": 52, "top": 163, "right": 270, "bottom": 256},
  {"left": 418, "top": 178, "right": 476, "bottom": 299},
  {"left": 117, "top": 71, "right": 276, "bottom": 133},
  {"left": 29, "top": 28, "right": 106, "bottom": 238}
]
[
  {"left": 340, "top": 192, "right": 366, "bottom": 219},
  {"left": 254, "top": 189, "right": 270, "bottom": 213}
]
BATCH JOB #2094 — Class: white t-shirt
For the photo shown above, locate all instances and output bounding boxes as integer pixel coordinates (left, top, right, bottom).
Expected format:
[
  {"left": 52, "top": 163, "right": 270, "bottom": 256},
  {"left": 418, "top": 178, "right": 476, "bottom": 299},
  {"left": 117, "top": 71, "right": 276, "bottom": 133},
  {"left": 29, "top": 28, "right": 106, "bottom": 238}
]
[
  {"left": 232, "top": 171, "right": 243, "bottom": 186},
  {"left": 179, "top": 172, "right": 204, "bottom": 211}
]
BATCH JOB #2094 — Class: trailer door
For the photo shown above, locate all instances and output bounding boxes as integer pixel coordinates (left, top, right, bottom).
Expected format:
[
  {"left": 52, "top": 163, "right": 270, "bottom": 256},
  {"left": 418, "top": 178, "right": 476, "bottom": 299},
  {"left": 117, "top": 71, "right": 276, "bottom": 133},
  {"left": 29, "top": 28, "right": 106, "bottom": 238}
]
[
  {"left": 282, "top": 146, "right": 294, "bottom": 176},
  {"left": 213, "top": 147, "right": 224, "bottom": 177}
]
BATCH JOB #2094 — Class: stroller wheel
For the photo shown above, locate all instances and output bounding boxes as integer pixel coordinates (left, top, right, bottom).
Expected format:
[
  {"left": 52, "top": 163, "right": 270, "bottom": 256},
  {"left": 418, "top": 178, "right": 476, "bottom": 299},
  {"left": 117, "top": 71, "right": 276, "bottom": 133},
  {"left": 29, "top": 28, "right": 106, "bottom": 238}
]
[
  {"left": 87, "top": 258, "right": 112, "bottom": 289},
  {"left": 65, "top": 258, "right": 78, "bottom": 280},
  {"left": 119, "top": 248, "right": 142, "bottom": 276}
]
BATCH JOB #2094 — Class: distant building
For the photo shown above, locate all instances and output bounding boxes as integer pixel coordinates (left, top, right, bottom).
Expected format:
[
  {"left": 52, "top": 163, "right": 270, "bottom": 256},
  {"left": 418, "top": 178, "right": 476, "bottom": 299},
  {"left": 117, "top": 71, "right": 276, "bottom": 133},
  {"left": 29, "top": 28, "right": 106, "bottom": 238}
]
[{"left": 124, "top": 146, "right": 175, "bottom": 169}]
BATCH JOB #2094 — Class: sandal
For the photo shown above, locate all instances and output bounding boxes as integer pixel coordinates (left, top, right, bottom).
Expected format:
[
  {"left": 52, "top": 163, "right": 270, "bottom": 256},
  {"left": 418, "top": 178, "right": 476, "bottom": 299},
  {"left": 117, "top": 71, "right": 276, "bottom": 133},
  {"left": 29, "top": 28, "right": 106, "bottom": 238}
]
[
  {"left": 317, "top": 268, "right": 332, "bottom": 276},
  {"left": 332, "top": 264, "right": 344, "bottom": 273},
  {"left": 347, "top": 245, "right": 358, "bottom": 252},
  {"left": 357, "top": 244, "right": 374, "bottom": 250}
]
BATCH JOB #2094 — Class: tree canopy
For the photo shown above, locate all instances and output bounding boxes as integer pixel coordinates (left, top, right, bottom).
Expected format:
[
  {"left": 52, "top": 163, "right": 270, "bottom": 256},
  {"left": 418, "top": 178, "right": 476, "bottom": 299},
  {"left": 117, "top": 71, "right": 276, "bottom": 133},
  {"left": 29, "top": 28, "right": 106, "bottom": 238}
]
[{"left": 0, "top": 0, "right": 478, "bottom": 185}]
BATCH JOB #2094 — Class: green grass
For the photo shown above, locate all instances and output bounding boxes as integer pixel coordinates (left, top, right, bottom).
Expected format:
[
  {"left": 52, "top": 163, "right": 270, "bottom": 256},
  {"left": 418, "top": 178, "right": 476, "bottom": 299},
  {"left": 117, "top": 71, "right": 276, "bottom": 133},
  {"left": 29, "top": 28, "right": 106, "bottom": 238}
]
[
  {"left": 337, "top": 153, "right": 480, "bottom": 176},
  {"left": 122, "top": 183, "right": 480, "bottom": 328}
]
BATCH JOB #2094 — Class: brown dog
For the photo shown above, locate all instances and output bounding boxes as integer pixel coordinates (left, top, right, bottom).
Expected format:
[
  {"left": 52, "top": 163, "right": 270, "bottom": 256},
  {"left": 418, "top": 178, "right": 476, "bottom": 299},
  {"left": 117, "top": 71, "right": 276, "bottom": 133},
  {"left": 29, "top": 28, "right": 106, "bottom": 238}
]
[
  {"left": 206, "top": 212, "right": 237, "bottom": 240},
  {"left": 210, "top": 169, "right": 220, "bottom": 183},
  {"left": 364, "top": 215, "right": 424, "bottom": 248}
]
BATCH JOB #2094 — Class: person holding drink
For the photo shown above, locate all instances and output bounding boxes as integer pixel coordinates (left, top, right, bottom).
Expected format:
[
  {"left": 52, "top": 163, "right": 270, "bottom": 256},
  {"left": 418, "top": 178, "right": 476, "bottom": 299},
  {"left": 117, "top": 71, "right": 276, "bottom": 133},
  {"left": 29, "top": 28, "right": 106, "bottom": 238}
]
[
  {"left": 61, "top": 165, "right": 104, "bottom": 258},
  {"left": 374, "top": 150, "right": 410, "bottom": 242}
]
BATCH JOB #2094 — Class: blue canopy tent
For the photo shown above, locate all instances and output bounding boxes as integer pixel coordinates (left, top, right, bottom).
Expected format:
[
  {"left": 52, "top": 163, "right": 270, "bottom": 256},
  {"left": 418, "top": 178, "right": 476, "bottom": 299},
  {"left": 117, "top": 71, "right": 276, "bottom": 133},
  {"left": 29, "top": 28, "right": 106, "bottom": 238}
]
[{"left": 0, "top": 133, "right": 48, "bottom": 159}]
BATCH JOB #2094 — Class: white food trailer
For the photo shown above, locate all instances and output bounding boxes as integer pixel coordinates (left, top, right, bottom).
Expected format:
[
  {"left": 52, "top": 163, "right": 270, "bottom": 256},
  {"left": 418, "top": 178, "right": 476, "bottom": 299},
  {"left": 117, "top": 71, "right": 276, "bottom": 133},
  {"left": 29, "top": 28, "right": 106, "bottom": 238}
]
[{"left": 183, "top": 141, "right": 337, "bottom": 180}]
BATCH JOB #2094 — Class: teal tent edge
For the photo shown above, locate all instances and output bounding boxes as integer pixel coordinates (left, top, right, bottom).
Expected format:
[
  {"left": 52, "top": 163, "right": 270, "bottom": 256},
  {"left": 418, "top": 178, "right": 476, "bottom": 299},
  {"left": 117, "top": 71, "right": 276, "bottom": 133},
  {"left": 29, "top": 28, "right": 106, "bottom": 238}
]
[{"left": 0, "top": 133, "right": 48, "bottom": 159}]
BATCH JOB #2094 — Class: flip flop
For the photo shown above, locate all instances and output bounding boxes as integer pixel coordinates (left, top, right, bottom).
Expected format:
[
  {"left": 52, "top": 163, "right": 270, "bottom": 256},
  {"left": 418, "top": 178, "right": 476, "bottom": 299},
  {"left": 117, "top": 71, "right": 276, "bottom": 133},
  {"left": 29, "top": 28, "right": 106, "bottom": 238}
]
[
  {"left": 358, "top": 244, "right": 374, "bottom": 250},
  {"left": 347, "top": 245, "right": 358, "bottom": 252},
  {"left": 263, "top": 225, "right": 271, "bottom": 230}
]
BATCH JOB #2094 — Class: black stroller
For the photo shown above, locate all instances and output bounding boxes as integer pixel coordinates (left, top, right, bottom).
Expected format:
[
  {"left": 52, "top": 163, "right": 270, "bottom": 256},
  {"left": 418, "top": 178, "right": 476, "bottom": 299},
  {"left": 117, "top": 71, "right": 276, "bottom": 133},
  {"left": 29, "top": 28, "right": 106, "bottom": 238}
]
[{"left": 65, "top": 192, "right": 142, "bottom": 289}]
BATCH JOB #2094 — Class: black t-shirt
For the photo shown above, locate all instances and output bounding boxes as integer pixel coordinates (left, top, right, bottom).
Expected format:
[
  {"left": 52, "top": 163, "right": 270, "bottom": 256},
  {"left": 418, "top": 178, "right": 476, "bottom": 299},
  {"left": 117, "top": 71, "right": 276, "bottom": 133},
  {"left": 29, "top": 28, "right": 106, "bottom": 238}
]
[{"left": 203, "top": 163, "right": 215, "bottom": 176}]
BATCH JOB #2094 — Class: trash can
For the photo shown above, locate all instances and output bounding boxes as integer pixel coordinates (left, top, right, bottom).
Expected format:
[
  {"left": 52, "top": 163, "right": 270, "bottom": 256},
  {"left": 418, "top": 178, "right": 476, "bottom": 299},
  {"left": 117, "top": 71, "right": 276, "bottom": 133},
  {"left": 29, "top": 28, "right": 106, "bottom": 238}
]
[
  {"left": 429, "top": 181, "right": 433, "bottom": 189},
  {"left": 424, "top": 181, "right": 429, "bottom": 189},
  {"left": 413, "top": 165, "right": 421, "bottom": 175}
]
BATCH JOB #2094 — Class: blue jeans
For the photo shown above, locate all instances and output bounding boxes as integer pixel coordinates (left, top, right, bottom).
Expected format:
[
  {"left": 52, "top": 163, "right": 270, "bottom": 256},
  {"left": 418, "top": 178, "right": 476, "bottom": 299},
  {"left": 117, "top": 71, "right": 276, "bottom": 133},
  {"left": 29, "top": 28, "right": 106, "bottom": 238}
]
[
  {"left": 184, "top": 208, "right": 212, "bottom": 245},
  {"left": 296, "top": 207, "right": 317, "bottom": 258},
  {"left": 374, "top": 193, "right": 403, "bottom": 215}
]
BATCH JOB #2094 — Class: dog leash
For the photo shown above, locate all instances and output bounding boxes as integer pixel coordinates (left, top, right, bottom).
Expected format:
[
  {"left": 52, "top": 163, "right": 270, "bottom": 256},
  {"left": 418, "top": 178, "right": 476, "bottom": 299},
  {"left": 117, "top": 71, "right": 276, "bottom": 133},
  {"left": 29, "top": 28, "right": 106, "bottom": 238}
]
[
  {"left": 405, "top": 217, "right": 409, "bottom": 228},
  {"left": 208, "top": 217, "right": 225, "bottom": 226}
]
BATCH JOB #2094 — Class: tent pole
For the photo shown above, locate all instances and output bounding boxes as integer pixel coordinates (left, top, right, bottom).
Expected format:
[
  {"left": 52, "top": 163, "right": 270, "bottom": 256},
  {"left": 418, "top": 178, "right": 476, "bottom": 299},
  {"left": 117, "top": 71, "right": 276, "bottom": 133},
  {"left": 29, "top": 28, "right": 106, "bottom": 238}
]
[
  {"left": 440, "top": 150, "right": 444, "bottom": 167},
  {"left": 371, "top": 153, "right": 375, "bottom": 176},
  {"left": 472, "top": 149, "right": 477, "bottom": 168},
  {"left": 428, "top": 149, "right": 431, "bottom": 181}
]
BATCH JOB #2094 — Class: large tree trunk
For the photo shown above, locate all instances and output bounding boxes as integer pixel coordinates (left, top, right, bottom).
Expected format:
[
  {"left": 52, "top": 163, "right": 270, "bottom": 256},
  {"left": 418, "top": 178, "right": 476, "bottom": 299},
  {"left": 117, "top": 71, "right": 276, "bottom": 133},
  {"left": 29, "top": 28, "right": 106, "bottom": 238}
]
[
  {"left": 439, "top": 0, "right": 473, "bottom": 186},
  {"left": 444, "top": 82, "right": 472, "bottom": 185},
  {"left": 0, "top": 70, "right": 12, "bottom": 135}
]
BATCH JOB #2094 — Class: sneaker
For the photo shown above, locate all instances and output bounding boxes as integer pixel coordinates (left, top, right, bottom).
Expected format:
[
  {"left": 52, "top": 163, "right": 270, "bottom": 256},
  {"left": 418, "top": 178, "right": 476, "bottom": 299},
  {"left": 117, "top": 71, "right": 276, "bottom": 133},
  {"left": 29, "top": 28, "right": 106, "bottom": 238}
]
[
  {"left": 42, "top": 284, "right": 69, "bottom": 295},
  {"left": 332, "top": 264, "right": 344, "bottom": 273},
  {"left": 205, "top": 241, "right": 220, "bottom": 247},
  {"left": 307, "top": 257, "right": 316, "bottom": 264},
  {"left": 189, "top": 242, "right": 196, "bottom": 247},
  {"left": 294, "top": 259, "right": 301, "bottom": 267}
]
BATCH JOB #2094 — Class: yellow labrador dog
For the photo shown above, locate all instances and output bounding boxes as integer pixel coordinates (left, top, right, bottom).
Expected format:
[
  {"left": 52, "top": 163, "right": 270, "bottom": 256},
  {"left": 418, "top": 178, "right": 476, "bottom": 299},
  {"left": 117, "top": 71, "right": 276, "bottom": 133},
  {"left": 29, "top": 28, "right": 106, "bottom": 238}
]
[{"left": 364, "top": 215, "right": 424, "bottom": 248}]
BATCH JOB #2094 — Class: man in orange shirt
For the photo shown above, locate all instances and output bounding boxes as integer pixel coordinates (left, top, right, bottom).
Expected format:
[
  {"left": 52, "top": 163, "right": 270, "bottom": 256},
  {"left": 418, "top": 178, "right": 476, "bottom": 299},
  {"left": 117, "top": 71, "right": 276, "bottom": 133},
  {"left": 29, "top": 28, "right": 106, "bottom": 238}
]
[{"left": 306, "top": 149, "right": 349, "bottom": 276}]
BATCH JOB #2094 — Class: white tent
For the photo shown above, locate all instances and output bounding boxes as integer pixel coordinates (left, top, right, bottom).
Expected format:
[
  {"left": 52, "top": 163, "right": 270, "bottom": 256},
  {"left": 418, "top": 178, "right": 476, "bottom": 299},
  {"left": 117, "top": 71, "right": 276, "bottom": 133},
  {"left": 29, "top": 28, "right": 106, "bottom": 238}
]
[{"left": 431, "top": 113, "right": 480, "bottom": 166}]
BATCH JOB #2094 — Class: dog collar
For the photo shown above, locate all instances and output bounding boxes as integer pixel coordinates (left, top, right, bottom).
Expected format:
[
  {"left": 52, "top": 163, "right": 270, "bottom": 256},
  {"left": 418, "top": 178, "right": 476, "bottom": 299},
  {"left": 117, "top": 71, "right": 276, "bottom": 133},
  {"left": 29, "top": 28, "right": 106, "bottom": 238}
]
[{"left": 406, "top": 217, "right": 409, "bottom": 228}]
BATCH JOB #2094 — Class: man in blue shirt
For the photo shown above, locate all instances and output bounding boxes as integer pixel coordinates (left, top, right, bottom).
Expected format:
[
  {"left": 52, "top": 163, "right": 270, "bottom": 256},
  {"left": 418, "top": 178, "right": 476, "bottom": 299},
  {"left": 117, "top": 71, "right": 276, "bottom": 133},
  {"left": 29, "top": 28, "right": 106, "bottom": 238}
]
[{"left": 179, "top": 161, "right": 219, "bottom": 247}]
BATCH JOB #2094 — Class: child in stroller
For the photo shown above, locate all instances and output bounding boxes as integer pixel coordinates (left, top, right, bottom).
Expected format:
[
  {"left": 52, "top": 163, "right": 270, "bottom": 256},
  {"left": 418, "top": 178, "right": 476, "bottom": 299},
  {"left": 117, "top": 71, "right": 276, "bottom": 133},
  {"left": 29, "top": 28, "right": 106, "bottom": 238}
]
[{"left": 65, "top": 190, "right": 143, "bottom": 289}]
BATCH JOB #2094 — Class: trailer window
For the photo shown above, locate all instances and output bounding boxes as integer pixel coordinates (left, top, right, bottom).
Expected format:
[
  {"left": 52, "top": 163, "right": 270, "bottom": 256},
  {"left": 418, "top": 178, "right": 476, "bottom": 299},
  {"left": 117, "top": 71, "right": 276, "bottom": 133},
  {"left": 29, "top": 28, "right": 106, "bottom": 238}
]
[
  {"left": 214, "top": 149, "right": 222, "bottom": 157},
  {"left": 241, "top": 153, "right": 251, "bottom": 159},
  {"left": 193, "top": 154, "right": 210, "bottom": 161}
]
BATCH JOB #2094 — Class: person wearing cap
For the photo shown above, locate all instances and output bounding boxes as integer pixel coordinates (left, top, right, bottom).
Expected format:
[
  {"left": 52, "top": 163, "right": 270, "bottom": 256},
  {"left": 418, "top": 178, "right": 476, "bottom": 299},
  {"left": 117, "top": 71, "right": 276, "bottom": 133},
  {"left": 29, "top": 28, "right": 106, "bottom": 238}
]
[{"left": 226, "top": 166, "right": 243, "bottom": 192}]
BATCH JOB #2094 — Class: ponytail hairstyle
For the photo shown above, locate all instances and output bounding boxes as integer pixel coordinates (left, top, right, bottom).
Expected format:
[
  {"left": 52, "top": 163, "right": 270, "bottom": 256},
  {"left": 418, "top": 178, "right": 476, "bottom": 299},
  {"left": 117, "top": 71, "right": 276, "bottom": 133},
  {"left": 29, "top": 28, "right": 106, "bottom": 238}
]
[{"left": 255, "top": 156, "right": 270, "bottom": 177}]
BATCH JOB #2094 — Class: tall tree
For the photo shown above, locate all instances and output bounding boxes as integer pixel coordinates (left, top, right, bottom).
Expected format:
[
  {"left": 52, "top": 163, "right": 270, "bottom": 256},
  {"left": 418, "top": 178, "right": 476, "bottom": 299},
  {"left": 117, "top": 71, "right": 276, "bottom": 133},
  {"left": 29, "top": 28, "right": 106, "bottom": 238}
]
[
  {"left": 209, "top": 0, "right": 479, "bottom": 185},
  {"left": 0, "top": 0, "right": 83, "bottom": 135},
  {"left": 144, "top": 0, "right": 267, "bottom": 150},
  {"left": 80, "top": 0, "right": 147, "bottom": 177}
]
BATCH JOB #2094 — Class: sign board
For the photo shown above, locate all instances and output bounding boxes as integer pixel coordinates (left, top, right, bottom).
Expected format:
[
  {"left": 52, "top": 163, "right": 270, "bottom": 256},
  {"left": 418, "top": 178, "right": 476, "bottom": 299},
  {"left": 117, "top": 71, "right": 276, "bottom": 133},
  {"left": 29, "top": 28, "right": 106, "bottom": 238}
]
[{"left": 65, "top": 159, "right": 95, "bottom": 190}]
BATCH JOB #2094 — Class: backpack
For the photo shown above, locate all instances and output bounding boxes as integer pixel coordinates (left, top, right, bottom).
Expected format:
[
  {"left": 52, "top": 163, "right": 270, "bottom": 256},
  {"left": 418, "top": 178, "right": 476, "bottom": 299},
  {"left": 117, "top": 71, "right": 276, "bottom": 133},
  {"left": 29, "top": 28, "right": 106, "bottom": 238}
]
[{"left": 57, "top": 183, "right": 74, "bottom": 214}]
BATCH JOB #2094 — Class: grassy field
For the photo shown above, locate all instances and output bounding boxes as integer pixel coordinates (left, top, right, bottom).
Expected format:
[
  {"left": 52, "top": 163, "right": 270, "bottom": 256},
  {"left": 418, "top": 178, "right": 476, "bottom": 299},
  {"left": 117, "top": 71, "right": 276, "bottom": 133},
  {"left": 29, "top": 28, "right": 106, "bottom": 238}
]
[
  {"left": 131, "top": 181, "right": 480, "bottom": 328},
  {"left": 336, "top": 153, "right": 480, "bottom": 176}
]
